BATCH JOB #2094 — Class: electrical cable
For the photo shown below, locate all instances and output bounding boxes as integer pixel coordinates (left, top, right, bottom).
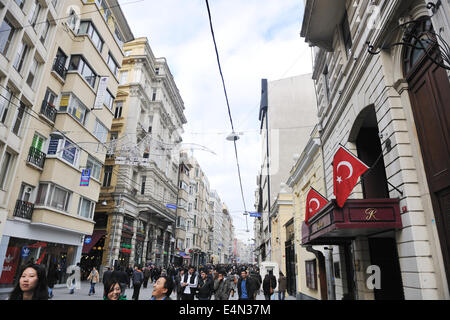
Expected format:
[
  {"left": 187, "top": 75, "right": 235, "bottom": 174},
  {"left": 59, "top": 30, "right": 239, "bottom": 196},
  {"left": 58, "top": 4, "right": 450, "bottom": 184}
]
[{"left": 204, "top": 0, "right": 249, "bottom": 232}]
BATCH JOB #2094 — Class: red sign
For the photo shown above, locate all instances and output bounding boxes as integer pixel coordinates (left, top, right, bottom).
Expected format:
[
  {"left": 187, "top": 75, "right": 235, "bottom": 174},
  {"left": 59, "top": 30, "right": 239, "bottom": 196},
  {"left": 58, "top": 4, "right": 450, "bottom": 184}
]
[
  {"left": 333, "top": 147, "right": 369, "bottom": 208},
  {"left": 0, "top": 247, "right": 20, "bottom": 284},
  {"left": 27, "top": 242, "right": 47, "bottom": 249},
  {"left": 121, "top": 248, "right": 131, "bottom": 254}
]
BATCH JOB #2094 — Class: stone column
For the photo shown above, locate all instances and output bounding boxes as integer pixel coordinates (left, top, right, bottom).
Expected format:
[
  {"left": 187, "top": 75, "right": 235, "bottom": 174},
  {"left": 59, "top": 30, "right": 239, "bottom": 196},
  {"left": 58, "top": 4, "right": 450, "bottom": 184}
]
[
  {"left": 105, "top": 213, "right": 123, "bottom": 269},
  {"left": 142, "top": 222, "right": 150, "bottom": 264},
  {"left": 129, "top": 218, "right": 137, "bottom": 267}
]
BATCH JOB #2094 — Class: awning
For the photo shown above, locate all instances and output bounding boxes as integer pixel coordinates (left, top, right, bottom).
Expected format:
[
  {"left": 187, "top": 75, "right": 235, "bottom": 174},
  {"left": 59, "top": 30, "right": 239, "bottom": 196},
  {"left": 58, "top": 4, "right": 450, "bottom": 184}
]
[
  {"left": 302, "top": 199, "right": 402, "bottom": 246},
  {"left": 82, "top": 230, "right": 106, "bottom": 254}
]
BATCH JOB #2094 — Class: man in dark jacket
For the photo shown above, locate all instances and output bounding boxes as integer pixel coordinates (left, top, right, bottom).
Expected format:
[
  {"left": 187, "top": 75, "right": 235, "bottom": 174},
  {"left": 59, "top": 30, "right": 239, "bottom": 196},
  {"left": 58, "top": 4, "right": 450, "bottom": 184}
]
[
  {"left": 197, "top": 270, "right": 214, "bottom": 300},
  {"left": 143, "top": 266, "right": 151, "bottom": 288},
  {"left": 102, "top": 267, "right": 113, "bottom": 286},
  {"left": 180, "top": 266, "right": 198, "bottom": 300},
  {"left": 262, "top": 270, "right": 277, "bottom": 300},
  {"left": 237, "top": 270, "right": 256, "bottom": 300},
  {"left": 112, "top": 266, "right": 129, "bottom": 294},
  {"left": 132, "top": 266, "right": 144, "bottom": 300},
  {"left": 126, "top": 265, "right": 133, "bottom": 288}
]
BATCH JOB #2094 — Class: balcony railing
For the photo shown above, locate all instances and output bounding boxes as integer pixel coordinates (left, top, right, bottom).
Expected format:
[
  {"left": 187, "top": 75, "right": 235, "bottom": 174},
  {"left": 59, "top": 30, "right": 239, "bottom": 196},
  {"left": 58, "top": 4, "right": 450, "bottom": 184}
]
[
  {"left": 52, "top": 59, "right": 67, "bottom": 79},
  {"left": 27, "top": 147, "right": 46, "bottom": 169},
  {"left": 13, "top": 200, "right": 34, "bottom": 220},
  {"left": 40, "top": 100, "right": 57, "bottom": 123}
]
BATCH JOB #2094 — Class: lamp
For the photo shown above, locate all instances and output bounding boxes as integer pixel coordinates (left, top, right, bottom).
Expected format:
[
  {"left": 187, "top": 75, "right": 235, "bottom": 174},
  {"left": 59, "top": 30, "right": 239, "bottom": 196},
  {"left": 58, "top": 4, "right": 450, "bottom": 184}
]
[
  {"left": 226, "top": 132, "right": 240, "bottom": 141},
  {"left": 102, "top": 200, "right": 107, "bottom": 206}
]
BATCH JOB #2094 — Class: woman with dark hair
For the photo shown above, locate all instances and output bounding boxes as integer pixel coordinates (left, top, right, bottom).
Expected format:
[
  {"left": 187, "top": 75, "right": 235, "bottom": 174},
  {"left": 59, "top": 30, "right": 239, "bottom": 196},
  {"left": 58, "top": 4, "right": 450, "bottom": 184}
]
[
  {"left": 9, "top": 263, "right": 49, "bottom": 300},
  {"left": 103, "top": 278, "right": 127, "bottom": 300}
]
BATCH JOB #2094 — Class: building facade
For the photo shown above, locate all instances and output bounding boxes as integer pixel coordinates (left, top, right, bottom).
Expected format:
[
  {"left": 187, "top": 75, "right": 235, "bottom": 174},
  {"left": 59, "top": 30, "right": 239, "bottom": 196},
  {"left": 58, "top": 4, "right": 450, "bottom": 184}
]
[
  {"left": 0, "top": 0, "right": 133, "bottom": 287},
  {"left": 300, "top": 0, "right": 450, "bottom": 299},
  {"left": 91, "top": 37, "right": 186, "bottom": 272}
]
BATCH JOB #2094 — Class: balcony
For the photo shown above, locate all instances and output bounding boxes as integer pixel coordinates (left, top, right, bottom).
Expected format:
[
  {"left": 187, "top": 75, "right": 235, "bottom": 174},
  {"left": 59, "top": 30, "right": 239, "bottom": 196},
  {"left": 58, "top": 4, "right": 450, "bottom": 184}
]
[
  {"left": 52, "top": 59, "right": 67, "bottom": 80},
  {"left": 13, "top": 200, "right": 34, "bottom": 220},
  {"left": 40, "top": 100, "right": 57, "bottom": 123},
  {"left": 27, "top": 147, "right": 46, "bottom": 169}
]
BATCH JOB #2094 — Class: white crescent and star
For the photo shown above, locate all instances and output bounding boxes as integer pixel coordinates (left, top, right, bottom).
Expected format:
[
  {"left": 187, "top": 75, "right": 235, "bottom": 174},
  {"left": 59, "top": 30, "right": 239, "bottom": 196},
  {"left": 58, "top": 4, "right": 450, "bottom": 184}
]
[{"left": 336, "top": 161, "right": 354, "bottom": 184}]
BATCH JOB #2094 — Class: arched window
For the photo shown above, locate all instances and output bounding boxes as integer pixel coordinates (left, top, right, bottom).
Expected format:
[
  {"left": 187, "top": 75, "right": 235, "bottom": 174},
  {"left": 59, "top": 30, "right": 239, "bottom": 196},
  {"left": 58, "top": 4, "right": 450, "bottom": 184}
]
[{"left": 403, "top": 18, "right": 436, "bottom": 75}]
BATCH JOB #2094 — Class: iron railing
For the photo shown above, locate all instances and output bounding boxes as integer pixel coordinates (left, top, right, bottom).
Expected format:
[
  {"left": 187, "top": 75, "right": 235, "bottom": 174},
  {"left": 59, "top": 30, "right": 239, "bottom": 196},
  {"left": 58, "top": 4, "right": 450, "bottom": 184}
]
[{"left": 13, "top": 200, "right": 34, "bottom": 220}]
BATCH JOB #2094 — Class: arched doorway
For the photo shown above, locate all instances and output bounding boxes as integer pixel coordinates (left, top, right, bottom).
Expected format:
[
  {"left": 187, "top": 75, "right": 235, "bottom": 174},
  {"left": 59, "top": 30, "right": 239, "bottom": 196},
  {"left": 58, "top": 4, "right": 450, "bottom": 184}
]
[
  {"left": 403, "top": 16, "right": 450, "bottom": 290},
  {"left": 350, "top": 106, "right": 405, "bottom": 300}
]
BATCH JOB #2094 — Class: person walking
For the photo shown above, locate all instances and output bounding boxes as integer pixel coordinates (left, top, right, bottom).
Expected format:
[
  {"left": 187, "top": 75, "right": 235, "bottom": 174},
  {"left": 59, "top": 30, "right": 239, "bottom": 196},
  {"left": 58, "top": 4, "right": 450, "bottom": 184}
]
[
  {"left": 197, "top": 270, "right": 214, "bottom": 300},
  {"left": 263, "top": 270, "right": 277, "bottom": 300},
  {"left": 237, "top": 269, "right": 256, "bottom": 301},
  {"left": 228, "top": 272, "right": 238, "bottom": 300},
  {"left": 47, "top": 263, "right": 58, "bottom": 299},
  {"left": 9, "top": 263, "right": 49, "bottom": 300},
  {"left": 87, "top": 267, "right": 100, "bottom": 296},
  {"left": 143, "top": 266, "right": 151, "bottom": 288},
  {"left": 278, "top": 272, "right": 287, "bottom": 300},
  {"left": 214, "top": 271, "right": 231, "bottom": 300},
  {"left": 131, "top": 266, "right": 144, "bottom": 300},
  {"left": 180, "top": 266, "right": 198, "bottom": 300},
  {"left": 126, "top": 265, "right": 133, "bottom": 288},
  {"left": 175, "top": 268, "right": 185, "bottom": 300}
]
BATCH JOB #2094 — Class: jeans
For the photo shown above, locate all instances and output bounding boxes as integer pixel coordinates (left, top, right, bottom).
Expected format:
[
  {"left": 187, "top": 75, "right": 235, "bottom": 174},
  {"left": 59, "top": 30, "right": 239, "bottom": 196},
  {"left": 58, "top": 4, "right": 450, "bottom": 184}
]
[
  {"left": 198, "top": 297, "right": 210, "bottom": 300},
  {"left": 48, "top": 288, "right": 53, "bottom": 298},
  {"left": 278, "top": 291, "right": 285, "bottom": 300},
  {"left": 132, "top": 283, "right": 142, "bottom": 300},
  {"left": 89, "top": 282, "right": 96, "bottom": 295}
]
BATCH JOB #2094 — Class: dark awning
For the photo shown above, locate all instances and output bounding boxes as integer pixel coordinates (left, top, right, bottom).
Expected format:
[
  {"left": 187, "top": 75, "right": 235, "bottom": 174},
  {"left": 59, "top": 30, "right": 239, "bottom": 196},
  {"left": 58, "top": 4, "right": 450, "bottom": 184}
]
[
  {"left": 82, "top": 230, "right": 106, "bottom": 254},
  {"left": 302, "top": 199, "right": 402, "bottom": 246}
]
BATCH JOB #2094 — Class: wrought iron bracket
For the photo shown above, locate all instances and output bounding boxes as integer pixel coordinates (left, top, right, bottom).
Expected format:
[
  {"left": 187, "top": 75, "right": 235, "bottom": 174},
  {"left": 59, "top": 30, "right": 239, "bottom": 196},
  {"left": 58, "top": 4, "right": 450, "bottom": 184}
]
[{"left": 366, "top": 2, "right": 450, "bottom": 70}]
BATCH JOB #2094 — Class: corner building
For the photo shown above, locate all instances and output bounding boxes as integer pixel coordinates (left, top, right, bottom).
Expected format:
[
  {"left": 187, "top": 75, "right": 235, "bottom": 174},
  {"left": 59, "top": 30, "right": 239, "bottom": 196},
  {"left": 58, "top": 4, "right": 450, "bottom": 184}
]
[
  {"left": 0, "top": 0, "right": 133, "bottom": 288},
  {"left": 300, "top": 0, "right": 449, "bottom": 299}
]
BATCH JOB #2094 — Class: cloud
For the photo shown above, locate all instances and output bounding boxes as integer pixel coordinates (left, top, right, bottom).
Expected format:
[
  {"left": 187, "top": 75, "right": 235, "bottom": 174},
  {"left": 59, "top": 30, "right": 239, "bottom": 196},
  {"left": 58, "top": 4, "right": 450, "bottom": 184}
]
[{"left": 121, "top": 0, "right": 311, "bottom": 242}]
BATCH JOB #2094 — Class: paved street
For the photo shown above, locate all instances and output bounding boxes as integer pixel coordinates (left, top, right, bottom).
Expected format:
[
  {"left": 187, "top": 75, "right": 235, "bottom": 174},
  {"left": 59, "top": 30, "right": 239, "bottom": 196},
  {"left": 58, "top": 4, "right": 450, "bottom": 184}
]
[{"left": 46, "top": 281, "right": 296, "bottom": 301}]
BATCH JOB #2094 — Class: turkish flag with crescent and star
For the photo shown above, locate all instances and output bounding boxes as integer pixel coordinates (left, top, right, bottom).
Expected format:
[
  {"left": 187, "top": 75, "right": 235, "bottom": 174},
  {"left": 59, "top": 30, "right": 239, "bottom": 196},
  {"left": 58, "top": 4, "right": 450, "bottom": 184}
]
[
  {"left": 305, "top": 188, "right": 329, "bottom": 225},
  {"left": 333, "top": 146, "right": 370, "bottom": 208}
]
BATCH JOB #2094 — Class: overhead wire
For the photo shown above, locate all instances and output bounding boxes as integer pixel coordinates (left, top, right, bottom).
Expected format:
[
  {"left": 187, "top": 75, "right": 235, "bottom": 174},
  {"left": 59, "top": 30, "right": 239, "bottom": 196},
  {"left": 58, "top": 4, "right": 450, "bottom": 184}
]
[{"left": 204, "top": 0, "right": 249, "bottom": 232}]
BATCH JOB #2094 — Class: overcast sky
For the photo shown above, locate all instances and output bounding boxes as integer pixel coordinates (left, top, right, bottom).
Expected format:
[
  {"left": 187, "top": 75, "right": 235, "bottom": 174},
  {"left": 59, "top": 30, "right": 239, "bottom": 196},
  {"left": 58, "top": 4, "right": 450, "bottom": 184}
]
[{"left": 121, "top": 0, "right": 313, "bottom": 244}]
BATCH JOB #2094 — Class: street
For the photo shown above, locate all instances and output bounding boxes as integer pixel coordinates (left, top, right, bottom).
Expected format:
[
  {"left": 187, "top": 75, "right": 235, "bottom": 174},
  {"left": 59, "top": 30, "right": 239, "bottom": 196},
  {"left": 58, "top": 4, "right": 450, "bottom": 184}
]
[{"left": 46, "top": 281, "right": 296, "bottom": 301}]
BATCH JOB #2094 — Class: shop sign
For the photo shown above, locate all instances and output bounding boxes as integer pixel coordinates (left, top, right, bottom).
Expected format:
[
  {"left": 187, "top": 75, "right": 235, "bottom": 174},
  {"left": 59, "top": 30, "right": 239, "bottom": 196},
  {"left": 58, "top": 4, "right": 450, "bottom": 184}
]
[
  {"left": 121, "top": 248, "right": 131, "bottom": 254},
  {"left": 21, "top": 247, "right": 31, "bottom": 258},
  {"left": 0, "top": 247, "right": 20, "bottom": 284},
  {"left": 84, "top": 236, "right": 92, "bottom": 245}
]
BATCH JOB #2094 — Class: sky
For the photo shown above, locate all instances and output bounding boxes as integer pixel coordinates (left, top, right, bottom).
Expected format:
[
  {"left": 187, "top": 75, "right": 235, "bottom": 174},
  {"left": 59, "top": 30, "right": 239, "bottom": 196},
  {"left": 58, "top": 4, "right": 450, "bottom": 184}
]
[{"left": 120, "top": 0, "right": 313, "bottom": 244}]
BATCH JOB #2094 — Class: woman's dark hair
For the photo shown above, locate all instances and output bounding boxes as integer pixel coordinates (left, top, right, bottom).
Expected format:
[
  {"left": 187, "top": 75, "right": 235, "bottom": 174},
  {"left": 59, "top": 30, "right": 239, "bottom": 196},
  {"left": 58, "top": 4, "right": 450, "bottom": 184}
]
[
  {"left": 9, "top": 263, "right": 48, "bottom": 300},
  {"left": 103, "top": 278, "right": 122, "bottom": 299}
]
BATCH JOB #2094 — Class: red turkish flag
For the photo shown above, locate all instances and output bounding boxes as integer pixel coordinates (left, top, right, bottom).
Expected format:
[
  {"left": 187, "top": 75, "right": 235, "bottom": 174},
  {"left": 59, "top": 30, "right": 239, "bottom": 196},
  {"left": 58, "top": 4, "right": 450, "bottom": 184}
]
[
  {"left": 333, "top": 147, "right": 369, "bottom": 208},
  {"left": 305, "top": 188, "right": 328, "bottom": 225}
]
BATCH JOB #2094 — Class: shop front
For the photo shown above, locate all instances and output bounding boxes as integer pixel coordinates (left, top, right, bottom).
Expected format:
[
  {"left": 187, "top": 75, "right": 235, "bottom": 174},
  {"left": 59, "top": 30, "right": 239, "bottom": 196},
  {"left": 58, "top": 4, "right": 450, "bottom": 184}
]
[
  {"left": 80, "top": 231, "right": 106, "bottom": 279},
  {"left": 302, "top": 198, "right": 404, "bottom": 300},
  {"left": 0, "top": 237, "right": 77, "bottom": 288}
]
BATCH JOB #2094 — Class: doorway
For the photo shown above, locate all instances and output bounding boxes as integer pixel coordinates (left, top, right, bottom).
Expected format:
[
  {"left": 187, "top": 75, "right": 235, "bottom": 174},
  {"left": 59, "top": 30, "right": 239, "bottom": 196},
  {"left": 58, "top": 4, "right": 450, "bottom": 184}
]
[
  {"left": 404, "top": 17, "right": 450, "bottom": 289},
  {"left": 368, "top": 237, "right": 405, "bottom": 300}
]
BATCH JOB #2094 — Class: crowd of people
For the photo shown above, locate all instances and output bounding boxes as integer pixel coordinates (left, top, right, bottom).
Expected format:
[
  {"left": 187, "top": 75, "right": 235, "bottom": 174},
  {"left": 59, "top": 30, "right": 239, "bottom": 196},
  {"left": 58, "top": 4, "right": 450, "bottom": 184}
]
[{"left": 7, "top": 262, "right": 288, "bottom": 301}]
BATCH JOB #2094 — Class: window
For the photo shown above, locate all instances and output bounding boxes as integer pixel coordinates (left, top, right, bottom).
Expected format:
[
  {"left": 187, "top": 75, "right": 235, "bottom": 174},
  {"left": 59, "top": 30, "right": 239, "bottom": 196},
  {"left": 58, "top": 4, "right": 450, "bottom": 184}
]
[
  {"left": 51, "top": 0, "right": 58, "bottom": 9},
  {"left": 114, "top": 101, "right": 123, "bottom": 119},
  {"left": 78, "top": 197, "right": 95, "bottom": 219},
  {"left": 0, "top": 151, "right": 13, "bottom": 189},
  {"left": 59, "top": 93, "right": 89, "bottom": 125},
  {"left": 104, "top": 89, "right": 114, "bottom": 110},
  {"left": 194, "top": 215, "right": 197, "bottom": 227},
  {"left": 15, "top": 0, "right": 25, "bottom": 10},
  {"left": 341, "top": 10, "right": 352, "bottom": 58},
  {"left": 100, "top": 0, "right": 112, "bottom": 22},
  {"left": 12, "top": 101, "right": 26, "bottom": 136},
  {"left": 27, "top": 57, "right": 40, "bottom": 88},
  {"left": 119, "top": 71, "right": 128, "bottom": 84},
  {"left": 0, "top": 18, "right": 15, "bottom": 56},
  {"left": 103, "top": 165, "right": 113, "bottom": 187},
  {"left": 151, "top": 88, "right": 157, "bottom": 101},
  {"left": 67, "top": 8, "right": 78, "bottom": 31},
  {"left": 107, "top": 53, "right": 119, "bottom": 77},
  {"left": 194, "top": 198, "right": 198, "bottom": 210},
  {"left": 323, "top": 65, "right": 330, "bottom": 102},
  {"left": 78, "top": 21, "right": 104, "bottom": 52},
  {"left": 93, "top": 119, "right": 108, "bottom": 143},
  {"left": 13, "top": 40, "right": 29, "bottom": 73},
  {"left": 188, "top": 203, "right": 192, "bottom": 212},
  {"left": 124, "top": 50, "right": 131, "bottom": 56},
  {"left": 68, "top": 55, "right": 97, "bottom": 88},
  {"left": 86, "top": 155, "right": 102, "bottom": 180},
  {"left": 31, "top": 133, "right": 46, "bottom": 152},
  {"left": 40, "top": 20, "right": 50, "bottom": 44},
  {"left": 140, "top": 176, "right": 146, "bottom": 195},
  {"left": 155, "top": 68, "right": 160, "bottom": 75},
  {"left": 47, "top": 135, "right": 81, "bottom": 167},
  {"left": 36, "top": 183, "right": 71, "bottom": 212},
  {"left": 29, "top": 0, "right": 42, "bottom": 28},
  {"left": 305, "top": 260, "right": 317, "bottom": 290},
  {"left": 0, "top": 87, "right": 13, "bottom": 124}
]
